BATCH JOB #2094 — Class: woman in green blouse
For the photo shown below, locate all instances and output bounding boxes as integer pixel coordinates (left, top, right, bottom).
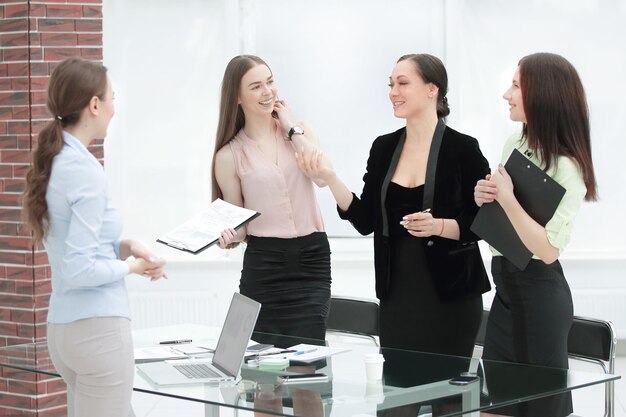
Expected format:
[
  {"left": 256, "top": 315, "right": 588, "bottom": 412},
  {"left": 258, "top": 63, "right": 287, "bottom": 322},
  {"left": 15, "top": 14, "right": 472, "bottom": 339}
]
[{"left": 474, "top": 52, "right": 597, "bottom": 417}]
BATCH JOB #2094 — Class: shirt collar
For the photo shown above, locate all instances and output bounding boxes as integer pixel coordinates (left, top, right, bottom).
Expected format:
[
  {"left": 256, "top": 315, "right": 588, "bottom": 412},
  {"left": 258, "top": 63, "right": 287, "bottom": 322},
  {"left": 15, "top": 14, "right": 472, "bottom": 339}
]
[{"left": 62, "top": 131, "right": 99, "bottom": 161}]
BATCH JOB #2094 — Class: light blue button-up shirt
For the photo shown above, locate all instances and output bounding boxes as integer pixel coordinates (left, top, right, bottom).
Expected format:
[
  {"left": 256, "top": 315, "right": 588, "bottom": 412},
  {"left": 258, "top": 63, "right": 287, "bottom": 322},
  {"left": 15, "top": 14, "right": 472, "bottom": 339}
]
[{"left": 44, "top": 131, "right": 130, "bottom": 324}]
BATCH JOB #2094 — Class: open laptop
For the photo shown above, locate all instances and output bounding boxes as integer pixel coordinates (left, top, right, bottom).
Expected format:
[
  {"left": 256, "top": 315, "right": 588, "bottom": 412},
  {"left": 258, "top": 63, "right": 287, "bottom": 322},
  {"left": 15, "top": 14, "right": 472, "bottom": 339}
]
[{"left": 137, "top": 292, "right": 261, "bottom": 386}]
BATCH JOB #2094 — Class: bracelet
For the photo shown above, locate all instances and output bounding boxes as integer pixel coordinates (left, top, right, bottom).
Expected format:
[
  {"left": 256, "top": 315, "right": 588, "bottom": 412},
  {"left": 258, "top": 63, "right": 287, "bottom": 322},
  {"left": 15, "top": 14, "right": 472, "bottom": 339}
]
[{"left": 438, "top": 218, "right": 445, "bottom": 236}]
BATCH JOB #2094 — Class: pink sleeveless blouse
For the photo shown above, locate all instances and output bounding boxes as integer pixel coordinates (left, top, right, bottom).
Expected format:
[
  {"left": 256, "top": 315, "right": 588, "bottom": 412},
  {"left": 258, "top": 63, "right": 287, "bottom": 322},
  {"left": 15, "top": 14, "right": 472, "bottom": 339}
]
[{"left": 228, "top": 126, "right": 325, "bottom": 238}]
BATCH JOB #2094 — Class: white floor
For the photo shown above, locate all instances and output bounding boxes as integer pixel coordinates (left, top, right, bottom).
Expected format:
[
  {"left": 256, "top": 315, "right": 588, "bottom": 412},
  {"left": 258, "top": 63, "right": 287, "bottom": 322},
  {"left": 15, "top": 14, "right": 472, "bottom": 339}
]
[{"left": 131, "top": 355, "right": 625, "bottom": 417}]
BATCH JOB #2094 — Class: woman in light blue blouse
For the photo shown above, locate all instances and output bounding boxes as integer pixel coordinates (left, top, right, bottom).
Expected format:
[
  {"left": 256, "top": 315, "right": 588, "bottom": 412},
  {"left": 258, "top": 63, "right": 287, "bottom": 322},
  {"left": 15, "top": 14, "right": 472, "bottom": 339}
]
[
  {"left": 475, "top": 53, "right": 597, "bottom": 417},
  {"left": 22, "top": 57, "right": 166, "bottom": 417}
]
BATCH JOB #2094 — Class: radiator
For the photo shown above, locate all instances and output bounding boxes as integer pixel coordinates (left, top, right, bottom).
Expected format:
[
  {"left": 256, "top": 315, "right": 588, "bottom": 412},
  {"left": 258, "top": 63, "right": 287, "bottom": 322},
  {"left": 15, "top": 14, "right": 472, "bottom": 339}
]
[
  {"left": 571, "top": 289, "right": 626, "bottom": 339},
  {"left": 129, "top": 289, "right": 626, "bottom": 340}
]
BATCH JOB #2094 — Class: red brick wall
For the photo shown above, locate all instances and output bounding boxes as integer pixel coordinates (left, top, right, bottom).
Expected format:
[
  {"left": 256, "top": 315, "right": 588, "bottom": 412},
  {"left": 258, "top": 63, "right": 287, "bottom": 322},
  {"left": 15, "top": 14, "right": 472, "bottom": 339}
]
[{"left": 1, "top": 1, "right": 103, "bottom": 415}]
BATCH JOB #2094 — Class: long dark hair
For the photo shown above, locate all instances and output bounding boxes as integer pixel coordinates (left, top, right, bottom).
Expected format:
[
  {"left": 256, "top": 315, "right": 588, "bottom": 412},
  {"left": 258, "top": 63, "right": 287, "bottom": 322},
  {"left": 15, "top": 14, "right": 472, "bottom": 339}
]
[
  {"left": 22, "top": 57, "right": 108, "bottom": 242},
  {"left": 397, "top": 53, "right": 450, "bottom": 118},
  {"left": 518, "top": 52, "right": 597, "bottom": 201},
  {"left": 211, "top": 55, "right": 271, "bottom": 200}
]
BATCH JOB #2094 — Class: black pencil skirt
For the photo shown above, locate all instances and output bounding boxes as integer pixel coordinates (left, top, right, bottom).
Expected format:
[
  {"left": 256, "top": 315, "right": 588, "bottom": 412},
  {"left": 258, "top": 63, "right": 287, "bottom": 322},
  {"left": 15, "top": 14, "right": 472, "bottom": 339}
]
[
  {"left": 240, "top": 232, "right": 331, "bottom": 341},
  {"left": 483, "top": 256, "right": 573, "bottom": 417}
]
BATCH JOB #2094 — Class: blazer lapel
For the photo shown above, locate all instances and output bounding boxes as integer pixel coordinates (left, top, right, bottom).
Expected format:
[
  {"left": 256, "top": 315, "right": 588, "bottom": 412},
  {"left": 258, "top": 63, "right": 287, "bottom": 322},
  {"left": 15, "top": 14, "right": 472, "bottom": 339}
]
[
  {"left": 380, "top": 129, "right": 406, "bottom": 237},
  {"left": 422, "top": 118, "right": 447, "bottom": 211}
]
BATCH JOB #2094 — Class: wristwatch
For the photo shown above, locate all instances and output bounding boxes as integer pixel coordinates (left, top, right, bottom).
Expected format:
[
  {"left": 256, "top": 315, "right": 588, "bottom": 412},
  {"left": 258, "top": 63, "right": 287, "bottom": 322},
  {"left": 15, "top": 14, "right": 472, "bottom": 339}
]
[{"left": 285, "top": 126, "right": 304, "bottom": 141}]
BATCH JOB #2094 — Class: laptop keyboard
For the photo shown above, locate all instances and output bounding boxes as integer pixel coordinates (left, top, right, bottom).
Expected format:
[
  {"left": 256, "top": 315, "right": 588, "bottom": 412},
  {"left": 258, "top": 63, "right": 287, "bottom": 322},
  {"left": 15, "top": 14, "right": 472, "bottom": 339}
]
[{"left": 173, "top": 364, "right": 222, "bottom": 379}]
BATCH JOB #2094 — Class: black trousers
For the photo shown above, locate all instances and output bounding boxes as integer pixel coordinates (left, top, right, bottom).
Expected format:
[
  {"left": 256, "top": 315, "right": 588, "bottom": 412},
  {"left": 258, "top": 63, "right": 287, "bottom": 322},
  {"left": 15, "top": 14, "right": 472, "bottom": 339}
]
[
  {"left": 240, "top": 232, "right": 331, "bottom": 341},
  {"left": 483, "top": 257, "right": 573, "bottom": 417}
]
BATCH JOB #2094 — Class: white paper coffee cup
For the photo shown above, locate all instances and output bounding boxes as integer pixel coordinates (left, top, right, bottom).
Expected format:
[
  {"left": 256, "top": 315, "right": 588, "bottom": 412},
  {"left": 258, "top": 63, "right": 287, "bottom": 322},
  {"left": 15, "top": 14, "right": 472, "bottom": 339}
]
[{"left": 364, "top": 353, "right": 385, "bottom": 380}]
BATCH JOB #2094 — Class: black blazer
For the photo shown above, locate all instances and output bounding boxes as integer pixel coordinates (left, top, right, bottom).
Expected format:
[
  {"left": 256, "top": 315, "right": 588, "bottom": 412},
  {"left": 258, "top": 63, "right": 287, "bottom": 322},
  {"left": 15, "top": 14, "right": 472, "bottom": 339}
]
[{"left": 339, "top": 125, "right": 491, "bottom": 301}]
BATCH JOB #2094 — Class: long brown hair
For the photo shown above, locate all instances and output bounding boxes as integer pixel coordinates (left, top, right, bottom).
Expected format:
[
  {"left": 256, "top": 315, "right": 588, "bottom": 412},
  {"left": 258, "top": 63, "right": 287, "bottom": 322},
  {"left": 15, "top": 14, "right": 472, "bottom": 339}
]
[
  {"left": 22, "top": 57, "right": 108, "bottom": 242},
  {"left": 211, "top": 55, "right": 271, "bottom": 200},
  {"left": 518, "top": 52, "right": 597, "bottom": 201},
  {"left": 397, "top": 53, "right": 450, "bottom": 118}
]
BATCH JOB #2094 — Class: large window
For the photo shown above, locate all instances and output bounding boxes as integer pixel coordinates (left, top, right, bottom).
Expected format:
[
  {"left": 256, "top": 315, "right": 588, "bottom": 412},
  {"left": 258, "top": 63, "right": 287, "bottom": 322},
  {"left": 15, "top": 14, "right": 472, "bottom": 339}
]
[{"left": 103, "top": 0, "right": 625, "bottom": 259}]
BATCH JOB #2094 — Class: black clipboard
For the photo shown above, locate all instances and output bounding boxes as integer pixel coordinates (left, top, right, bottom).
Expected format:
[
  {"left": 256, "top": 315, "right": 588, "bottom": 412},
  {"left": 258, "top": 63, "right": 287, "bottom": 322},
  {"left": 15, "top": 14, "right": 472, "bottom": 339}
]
[
  {"left": 470, "top": 149, "right": 566, "bottom": 270},
  {"left": 156, "top": 199, "right": 260, "bottom": 255}
]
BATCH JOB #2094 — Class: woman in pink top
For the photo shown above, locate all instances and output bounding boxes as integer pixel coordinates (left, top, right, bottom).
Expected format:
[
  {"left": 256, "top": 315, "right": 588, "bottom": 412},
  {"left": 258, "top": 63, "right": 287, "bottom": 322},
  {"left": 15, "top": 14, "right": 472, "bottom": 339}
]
[{"left": 211, "top": 55, "right": 331, "bottom": 340}]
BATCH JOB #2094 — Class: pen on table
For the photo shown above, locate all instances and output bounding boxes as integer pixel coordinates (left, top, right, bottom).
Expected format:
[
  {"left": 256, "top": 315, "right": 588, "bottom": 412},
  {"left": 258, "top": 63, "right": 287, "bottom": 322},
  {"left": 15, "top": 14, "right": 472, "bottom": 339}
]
[
  {"left": 159, "top": 339, "right": 192, "bottom": 345},
  {"left": 252, "top": 349, "right": 297, "bottom": 357},
  {"left": 244, "top": 350, "right": 296, "bottom": 362},
  {"left": 295, "top": 348, "right": 317, "bottom": 356}
]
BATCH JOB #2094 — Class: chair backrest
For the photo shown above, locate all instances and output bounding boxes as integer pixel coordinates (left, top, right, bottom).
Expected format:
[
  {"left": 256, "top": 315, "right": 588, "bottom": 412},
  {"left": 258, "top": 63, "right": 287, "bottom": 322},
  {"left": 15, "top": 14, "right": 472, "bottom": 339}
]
[
  {"left": 567, "top": 315, "right": 617, "bottom": 417},
  {"left": 568, "top": 316, "right": 616, "bottom": 371},
  {"left": 327, "top": 296, "right": 380, "bottom": 345},
  {"left": 475, "top": 309, "right": 616, "bottom": 417}
]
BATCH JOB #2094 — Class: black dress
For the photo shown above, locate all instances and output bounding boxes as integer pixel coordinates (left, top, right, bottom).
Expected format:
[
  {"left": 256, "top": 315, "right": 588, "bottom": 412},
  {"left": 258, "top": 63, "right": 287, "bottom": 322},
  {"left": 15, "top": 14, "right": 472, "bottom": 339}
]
[
  {"left": 377, "top": 183, "right": 483, "bottom": 417},
  {"left": 380, "top": 182, "right": 483, "bottom": 356}
]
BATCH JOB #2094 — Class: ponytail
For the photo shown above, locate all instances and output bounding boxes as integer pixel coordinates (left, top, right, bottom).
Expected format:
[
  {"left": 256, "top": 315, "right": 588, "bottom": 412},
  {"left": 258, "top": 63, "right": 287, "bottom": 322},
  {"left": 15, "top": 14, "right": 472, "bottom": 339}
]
[{"left": 22, "top": 120, "right": 65, "bottom": 243}]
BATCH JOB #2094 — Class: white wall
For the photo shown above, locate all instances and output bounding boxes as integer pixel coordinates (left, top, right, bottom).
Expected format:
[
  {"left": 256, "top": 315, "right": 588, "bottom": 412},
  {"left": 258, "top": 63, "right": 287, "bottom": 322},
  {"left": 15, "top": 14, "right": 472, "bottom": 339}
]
[{"left": 102, "top": 1, "right": 626, "bottom": 339}]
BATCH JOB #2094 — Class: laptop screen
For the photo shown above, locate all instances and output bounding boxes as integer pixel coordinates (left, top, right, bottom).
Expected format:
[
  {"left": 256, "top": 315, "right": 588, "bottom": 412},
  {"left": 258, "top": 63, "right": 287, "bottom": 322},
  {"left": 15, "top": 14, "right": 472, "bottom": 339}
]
[{"left": 212, "top": 293, "right": 261, "bottom": 377}]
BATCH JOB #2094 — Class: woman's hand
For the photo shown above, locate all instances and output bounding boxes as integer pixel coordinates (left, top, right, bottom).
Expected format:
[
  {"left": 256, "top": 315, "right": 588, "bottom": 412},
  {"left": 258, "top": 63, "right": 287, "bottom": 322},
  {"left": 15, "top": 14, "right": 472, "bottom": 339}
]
[
  {"left": 127, "top": 257, "right": 167, "bottom": 281},
  {"left": 142, "top": 260, "right": 167, "bottom": 281},
  {"left": 491, "top": 164, "right": 515, "bottom": 204},
  {"left": 474, "top": 174, "right": 496, "bottom": 207},
  {"left": 273, "top": 99, "right": 295, "bottom": 137},
  {"left": 296, "top": 148, "right": 334, "bottom": 186},
  {"left": 217, "top": 227, "right": 240, "bottom": 249},
  {"left": 401, "top": 211, "right": 442, "bottom": 237},
  {"left": 123, "top": 240, "right": 167, "bottom": 281}
]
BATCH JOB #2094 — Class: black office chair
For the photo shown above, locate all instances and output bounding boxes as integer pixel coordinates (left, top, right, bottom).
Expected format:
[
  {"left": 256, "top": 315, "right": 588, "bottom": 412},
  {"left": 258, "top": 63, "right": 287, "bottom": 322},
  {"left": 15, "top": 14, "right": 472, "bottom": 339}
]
[
  {"left": 327, "top": 296, "right": 380, "bottom": 346},
  {"left": 474, "top": 309, "right": 617, "bottom": 417},
  {"left": 567, "top": 315, "right": 617, "bottom": 417}
]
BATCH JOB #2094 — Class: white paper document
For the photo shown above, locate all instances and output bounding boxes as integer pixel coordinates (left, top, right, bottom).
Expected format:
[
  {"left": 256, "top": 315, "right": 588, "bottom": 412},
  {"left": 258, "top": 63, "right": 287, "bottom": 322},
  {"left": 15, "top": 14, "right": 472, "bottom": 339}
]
[
  {"left": 134, "top": 346, "right": 190, "bottom": 363},
  {"left": 157, "top": 199, "right": 260, "bottom": 254},
  {"left": 134, "top": 345, "right": 214, "bottom": 363}
]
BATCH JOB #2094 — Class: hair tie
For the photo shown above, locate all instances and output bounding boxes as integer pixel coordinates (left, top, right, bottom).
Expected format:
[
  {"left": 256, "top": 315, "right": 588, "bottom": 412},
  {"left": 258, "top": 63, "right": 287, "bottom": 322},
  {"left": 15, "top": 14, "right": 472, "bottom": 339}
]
[{"left": 55, "top": 115, "right": 63, "bottom": 121}]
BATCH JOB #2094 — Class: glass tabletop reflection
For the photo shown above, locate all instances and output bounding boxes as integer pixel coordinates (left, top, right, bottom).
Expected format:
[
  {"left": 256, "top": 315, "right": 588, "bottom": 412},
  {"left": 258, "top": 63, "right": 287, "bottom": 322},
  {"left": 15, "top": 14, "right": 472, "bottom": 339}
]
[{"left": 0, "top": 325, "right": 619, "bottom": 417}]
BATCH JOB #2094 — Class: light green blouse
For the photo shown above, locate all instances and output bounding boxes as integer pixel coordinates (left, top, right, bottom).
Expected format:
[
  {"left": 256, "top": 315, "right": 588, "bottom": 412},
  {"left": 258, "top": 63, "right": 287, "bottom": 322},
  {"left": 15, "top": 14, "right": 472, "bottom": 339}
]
[{"left": 490, "top": 133, "right": 587, "bottom": 258}]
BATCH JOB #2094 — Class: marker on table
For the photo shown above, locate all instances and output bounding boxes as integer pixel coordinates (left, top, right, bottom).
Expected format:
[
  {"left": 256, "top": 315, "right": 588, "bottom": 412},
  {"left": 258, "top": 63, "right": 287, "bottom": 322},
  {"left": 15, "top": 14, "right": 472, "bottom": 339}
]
[
  {"left": 159, "top": 339, "right": 192, "bottom": 345},
  {"left": 295, "top": 348, "right": 317, "bottom": 356}
]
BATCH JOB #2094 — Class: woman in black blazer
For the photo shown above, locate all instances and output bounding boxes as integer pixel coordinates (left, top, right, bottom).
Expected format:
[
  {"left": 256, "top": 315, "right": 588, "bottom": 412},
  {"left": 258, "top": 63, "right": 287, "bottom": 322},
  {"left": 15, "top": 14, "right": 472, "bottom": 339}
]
[{"left": 300, "top": 54, "right": 490, "bottom": 358}]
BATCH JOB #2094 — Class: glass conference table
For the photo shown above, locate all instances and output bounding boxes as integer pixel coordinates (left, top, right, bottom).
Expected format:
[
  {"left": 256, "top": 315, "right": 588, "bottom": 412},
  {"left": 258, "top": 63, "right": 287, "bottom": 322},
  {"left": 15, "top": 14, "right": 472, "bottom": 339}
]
[{"left": 0, "top": 324, "right": 619, "bottom": 417}]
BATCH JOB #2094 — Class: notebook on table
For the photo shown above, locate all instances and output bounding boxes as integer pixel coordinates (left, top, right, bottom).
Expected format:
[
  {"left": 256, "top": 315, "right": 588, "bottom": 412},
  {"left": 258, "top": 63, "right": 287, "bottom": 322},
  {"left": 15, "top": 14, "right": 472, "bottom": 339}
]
[{"left": 136, "top": 293, "right": 261, "bottom": 386}]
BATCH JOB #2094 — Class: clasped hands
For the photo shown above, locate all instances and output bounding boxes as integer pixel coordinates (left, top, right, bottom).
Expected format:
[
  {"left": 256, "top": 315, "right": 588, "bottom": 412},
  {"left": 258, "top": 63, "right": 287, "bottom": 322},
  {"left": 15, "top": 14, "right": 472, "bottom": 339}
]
[{"left": 125, "top": 241, "right": 167, "bottom": 281}]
